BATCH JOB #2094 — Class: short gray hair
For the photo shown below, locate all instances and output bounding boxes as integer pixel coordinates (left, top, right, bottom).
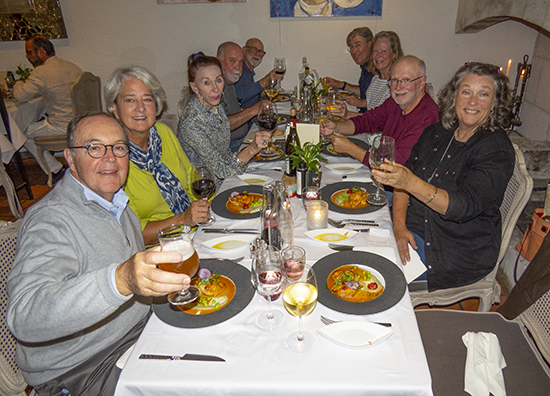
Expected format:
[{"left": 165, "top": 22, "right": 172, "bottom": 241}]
[
  {"left": 346, "top": 27, "right": 373, "bottom": 47},
  {"left": 66, "top": 111, "right": 126, "bottom": 154},
  {"left": 104, "top": 65, "right": 167, "bottom": 116}
]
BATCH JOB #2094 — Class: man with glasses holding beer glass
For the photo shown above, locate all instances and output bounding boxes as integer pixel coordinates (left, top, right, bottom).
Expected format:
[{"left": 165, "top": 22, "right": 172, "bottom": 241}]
[{"left": 7, "top": 112, "right": 191, "bottom": 395}]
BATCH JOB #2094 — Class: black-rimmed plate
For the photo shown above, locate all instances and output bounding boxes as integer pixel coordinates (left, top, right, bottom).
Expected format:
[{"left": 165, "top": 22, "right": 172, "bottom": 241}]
[
  {"left": 322, "top": 138, "right": 369, "bottom": 157},
  {"left": 313, "top": 251, "right": 406, "bottom": 315},
  {"left": 152, "top": 260, "right": 254, "bottom": 328},
  {"left": 250, "top": 143, "right": 285, "bottom": 163},
  {"left": 211, "top": 185, "right": 264, "bottom": 219},
  {"left": 321, "top": 182, "right": 386, "bottom": 214}
]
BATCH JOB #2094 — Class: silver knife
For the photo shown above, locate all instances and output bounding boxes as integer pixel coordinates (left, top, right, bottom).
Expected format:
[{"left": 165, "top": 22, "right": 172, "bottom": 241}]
[
  {"left": 139, "top": 353, "right": 225, "bottom": 362},
  {"left": 203, "top": 228, "right": 259, "bottom": 234}
]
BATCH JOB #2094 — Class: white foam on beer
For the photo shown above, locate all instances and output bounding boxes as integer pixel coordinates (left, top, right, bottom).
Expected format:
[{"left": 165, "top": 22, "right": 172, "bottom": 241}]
[{"left": 162, "top": 240, "right": 194, "bottom": 261}]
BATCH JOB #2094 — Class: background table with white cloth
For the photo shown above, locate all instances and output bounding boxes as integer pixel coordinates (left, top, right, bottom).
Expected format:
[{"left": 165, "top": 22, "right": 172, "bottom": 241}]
[
  {"left": 114, "top": 136, "right": 433, "bottom": 396},
  {"left": 0, "top": 97, "right": 44, "bottom": 163}
]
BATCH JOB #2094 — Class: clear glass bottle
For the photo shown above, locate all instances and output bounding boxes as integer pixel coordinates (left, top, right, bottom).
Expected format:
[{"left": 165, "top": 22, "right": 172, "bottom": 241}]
[
  {"left": 299, "top": 86, "right": 314, "bottom": 124},
  {"left": 261, "top": 183, "right": 282, "bottom": 250},
  {"left": 276, "top": 180, "right": 294, "bottom": 248}
]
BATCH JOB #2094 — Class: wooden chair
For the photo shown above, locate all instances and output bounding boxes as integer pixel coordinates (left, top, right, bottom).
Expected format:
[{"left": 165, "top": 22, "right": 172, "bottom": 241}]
[
  {"left": 34, "top": 72, "right": 102, "bottom": 187},
  {"left": 0, "top": 220, "right": 35, "bottom": 396},
  {"left": 410, "top": 143, "right": 533, "bottom": 311},
  {"left": 0, "top": 95, "right": 33, "bottom": 200},
  {"left": 0, "top": 148, "right": 24, "bottom": 219}
]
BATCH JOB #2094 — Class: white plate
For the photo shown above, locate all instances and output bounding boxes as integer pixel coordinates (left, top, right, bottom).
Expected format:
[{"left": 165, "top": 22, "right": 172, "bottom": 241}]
[
  {"left": 303, "top": 228, "right": 358, "bottom": 244},
  {"left": 317, "top": 321, "right": 394, "bottom": 349},
  {"left": 237, "top": 174, "right": 274, "bottom": 186},
  {"left": 325, "top": 164, "right": 364, "bottom": 174},
  {"left": 201, "top": 235, "right": 256, "bottom": 251}
]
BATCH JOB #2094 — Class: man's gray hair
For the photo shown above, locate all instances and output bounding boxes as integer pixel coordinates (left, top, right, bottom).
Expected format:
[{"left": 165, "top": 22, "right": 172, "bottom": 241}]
[
  {"left": 104, "top": 65, "right": 167, "bottom": 116},
  {"left": 217, "top": 41, "right": 240, "bottom": 59}
]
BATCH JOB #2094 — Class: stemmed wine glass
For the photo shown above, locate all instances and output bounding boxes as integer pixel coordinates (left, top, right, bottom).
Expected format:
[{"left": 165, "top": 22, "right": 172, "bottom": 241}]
[
  {"left": 257, "top": 101, "right": 278, "bottom": 156},
  {"left": 264, "top": 77, "right": 280, "bottom": 102},
  {"left": 274, "top": 58, "right": 286, "bottom": 76},
  {"left": 367, "top": 135, "right": 396, "bottom": 206},
  {"left": 282, "top": 263, "right": 318, "bottom": 353},
  {"left": 157, "top": 224, "right": 200, "bottom": 305},
  {"left": 192, "top": 166, "right": 216, "bottom": 226},
  {"left": 254, "top": 249, "right": 285, "bottom": 329}
]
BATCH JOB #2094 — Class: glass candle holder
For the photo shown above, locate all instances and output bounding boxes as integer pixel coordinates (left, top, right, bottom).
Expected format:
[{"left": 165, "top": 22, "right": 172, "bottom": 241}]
[
  {"left": 302, "top": 186, "right": 321, "bottom": 210},
  {"left": 306, "top": 200, "right": 328, "bottom": 230}
]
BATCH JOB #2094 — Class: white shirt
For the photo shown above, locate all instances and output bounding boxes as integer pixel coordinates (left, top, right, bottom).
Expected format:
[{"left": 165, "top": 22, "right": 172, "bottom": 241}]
[
  {"left": 366, "top": 75, "right": 390, "bottom": 111},
  {"left": 14, "top": 56, "right": 83, "bottom": 129}
]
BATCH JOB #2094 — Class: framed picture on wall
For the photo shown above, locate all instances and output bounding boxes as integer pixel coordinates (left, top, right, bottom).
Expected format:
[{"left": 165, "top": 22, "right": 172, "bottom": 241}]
[
  {"left": 270, "top": 0, "right": 382, "bottom": 18},
  {"left": 157, "top": 0, "right": 245, "bottom": 3}
]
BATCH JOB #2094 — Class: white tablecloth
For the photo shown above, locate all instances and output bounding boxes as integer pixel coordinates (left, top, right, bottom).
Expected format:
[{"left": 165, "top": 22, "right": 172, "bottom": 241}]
[
  {"left": 114, "top": 137, "right": 433, "bottom": 396},
  {"left": 0, "top": 97, "right": 44, "bottom": 163}
]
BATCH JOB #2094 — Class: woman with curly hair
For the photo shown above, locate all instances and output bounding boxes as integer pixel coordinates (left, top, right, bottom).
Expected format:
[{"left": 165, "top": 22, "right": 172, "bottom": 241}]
[{"left": 372, "top": 62, "right": 515, "bottom": 291}]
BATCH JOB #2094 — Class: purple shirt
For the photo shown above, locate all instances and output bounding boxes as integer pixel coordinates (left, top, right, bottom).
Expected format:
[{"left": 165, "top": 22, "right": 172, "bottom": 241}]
[{"left": 351, "top": 93, "right": 440, "bottom": 165}]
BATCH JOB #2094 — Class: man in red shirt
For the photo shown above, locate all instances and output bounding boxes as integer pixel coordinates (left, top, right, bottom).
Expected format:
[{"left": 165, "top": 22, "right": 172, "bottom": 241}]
[{"left": 321, "top": 55, "right": 439, "bottom": 166}]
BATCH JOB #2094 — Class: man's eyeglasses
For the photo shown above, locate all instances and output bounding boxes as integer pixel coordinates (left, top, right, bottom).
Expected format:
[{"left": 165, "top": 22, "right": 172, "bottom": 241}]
[
  {"left": 25, "top": 49, "right": 37, "bottom": 56},
  {"left": 244, "top": 46, "right": 266, "bottom": 56},
  {"left": 70, "top": 143, "right": 129, "bottom": 159},
  {"left": 388, "top": 76, "right": 423, "bottom": 87}
]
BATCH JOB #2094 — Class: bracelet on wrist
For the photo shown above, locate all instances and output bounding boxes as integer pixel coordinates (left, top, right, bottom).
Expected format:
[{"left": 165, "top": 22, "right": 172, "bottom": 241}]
[
  {"left": 426, "top": 187, "right": 438, "bottom": 204},
  {"left": 342, "top": 82, "right": 347, "bottom": 90},
  {"left": 235, "top": 155, "right": 248, "bottom": 171}
]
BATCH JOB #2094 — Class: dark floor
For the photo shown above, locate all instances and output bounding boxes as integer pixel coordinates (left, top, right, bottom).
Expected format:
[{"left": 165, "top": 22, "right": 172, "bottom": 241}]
[{"left": 0, "top": 155, "right": 507, "bottom": 312}]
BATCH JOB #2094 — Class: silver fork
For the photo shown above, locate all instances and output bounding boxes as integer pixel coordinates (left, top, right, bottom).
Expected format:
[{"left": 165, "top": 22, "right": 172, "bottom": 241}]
[
  {"left": 320, "top": 315, "right": 392, "bottom": 328},
  {"left": 328, "top": 218, "right": 379, "bottom": 228}
]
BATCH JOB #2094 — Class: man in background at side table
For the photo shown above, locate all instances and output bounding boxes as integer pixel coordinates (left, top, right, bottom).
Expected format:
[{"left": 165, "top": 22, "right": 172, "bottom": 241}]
[
  {"left": 234, "top": 38, "right": 281, "bottom": 109},
  {"left": 13, "top": 35, "right": 82, "bottom": 183},
  {"left": 7, "top": 112, "right": 191, "bottom": 395},
  {"left": 217, "top": 41, "right": 275, "bottom": 152}
]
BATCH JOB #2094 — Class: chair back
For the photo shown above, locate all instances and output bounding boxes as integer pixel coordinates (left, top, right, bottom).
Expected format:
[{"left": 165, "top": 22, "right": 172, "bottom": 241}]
[
  {"left": 0, "top": 147, "right": 23, "bottom": 219},
  {"left": 0, "top": 220, "right": 29, "bottom": 396},
  {"left": 520, "top": 288, "right": 550, "bottom": 366},
  {"left": 0, "top": 95, "right": 11, "bottom": 140},
  {"left": 498, "top": 143, "right": 534, "bottom": 263},
  {"left": 71, "top": 72, "right": 102, "bottom": 117}
]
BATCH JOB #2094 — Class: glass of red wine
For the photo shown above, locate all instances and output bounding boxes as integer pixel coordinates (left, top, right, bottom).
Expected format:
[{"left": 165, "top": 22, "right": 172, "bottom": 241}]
[
  {"left": 192, "top": 166, "right": 216, "bottom": 226},
  {"left": 257, "top": 101, "right": 278, "bottom": 157},
  {"left": 254, "top": 249, "right": 285, "bottom": 329}
]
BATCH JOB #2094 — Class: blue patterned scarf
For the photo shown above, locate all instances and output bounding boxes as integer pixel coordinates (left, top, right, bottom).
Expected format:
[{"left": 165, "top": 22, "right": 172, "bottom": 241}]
[{"left": 128, "top": 125, "right": 191, "bottom": 215}]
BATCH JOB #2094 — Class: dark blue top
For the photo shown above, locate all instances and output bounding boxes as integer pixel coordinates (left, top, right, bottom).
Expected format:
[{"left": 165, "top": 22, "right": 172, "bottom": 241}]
[
  {"left": 358, "top": 63, "right": 374, "bottom": 113},
  {"left": 234, "top": 63, "right": 263, "bottom": 108}
]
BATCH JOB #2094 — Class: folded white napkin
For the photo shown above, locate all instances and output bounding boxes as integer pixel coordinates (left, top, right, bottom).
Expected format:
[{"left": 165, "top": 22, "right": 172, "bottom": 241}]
[
  {"left": 403, "top": 244, "right": 427, "bottom": 284},
  {"left": 462, "top": 332, "right": 507, "bottom": 396}
]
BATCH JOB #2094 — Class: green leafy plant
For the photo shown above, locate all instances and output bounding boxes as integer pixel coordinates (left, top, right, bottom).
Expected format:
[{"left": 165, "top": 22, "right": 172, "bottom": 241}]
[
  {"left": 284, "top": 141, "right": 327, "bottom": 173},
  {"left": 311, "top": 78, "right": 327, "bottom": 105},
  {"left": 16, "top": 65, "right": 32, "bottom": 82}
]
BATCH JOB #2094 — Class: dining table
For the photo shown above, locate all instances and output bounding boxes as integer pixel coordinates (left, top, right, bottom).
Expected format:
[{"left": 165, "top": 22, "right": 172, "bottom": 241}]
[
  {"left": 113, "top": 120, "right": 434, "bottom": 395},
  {"left": 0, "top": 97, "right": 44, "bottom": 164}
]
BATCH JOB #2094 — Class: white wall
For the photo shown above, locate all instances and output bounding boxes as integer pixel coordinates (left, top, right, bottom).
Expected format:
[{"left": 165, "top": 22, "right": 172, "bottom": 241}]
[{"left": 0, "top": 0, "right": 538, "bottom": 114}]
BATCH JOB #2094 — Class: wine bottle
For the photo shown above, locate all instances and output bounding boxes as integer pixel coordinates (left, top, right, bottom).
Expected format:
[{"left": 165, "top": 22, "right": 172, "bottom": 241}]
[{"left": 285, "top": 108, "right": 300, "bottom": 177}]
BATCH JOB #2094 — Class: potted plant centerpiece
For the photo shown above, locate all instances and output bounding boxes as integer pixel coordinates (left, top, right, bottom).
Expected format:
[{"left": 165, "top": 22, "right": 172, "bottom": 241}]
[{"left": 285, "top": 141, "right": 327, "bottom": 187}]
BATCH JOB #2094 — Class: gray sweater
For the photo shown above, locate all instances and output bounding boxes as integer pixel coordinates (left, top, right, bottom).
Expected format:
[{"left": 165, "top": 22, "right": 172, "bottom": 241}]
[{"left": 6, "top": 173, "right": 150, "bottom": 386}]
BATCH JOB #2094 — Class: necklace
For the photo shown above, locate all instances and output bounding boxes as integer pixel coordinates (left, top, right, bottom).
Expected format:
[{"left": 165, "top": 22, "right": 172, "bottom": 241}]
[{"left": 427, "top": 134, "right": 454, "bottom": 184}]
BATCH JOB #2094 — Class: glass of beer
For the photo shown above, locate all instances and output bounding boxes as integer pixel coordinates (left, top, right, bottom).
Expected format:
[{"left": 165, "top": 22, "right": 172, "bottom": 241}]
[{"left": 156, "top": 224, "right": 200, "bottom": 305}]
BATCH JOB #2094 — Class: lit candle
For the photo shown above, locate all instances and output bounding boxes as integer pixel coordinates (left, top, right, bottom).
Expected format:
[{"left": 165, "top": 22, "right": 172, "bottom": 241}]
[
  {"left": 506, "top": 59, "right": 512, "bottom": 77},
  {"left": 306, "top": 200, "right": 328, "bottom": 230}
]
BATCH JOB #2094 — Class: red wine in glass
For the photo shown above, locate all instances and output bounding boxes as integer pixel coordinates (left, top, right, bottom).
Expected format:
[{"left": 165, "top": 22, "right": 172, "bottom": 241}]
[
  {"left": 192, "top": 178, "right": 214, "bottom": 199},
  {"left": 258, "top": 114, "right": 277, "bottom": 132},
  {"left": 258, "top": 270, "right": 283, "bottom": 302}
]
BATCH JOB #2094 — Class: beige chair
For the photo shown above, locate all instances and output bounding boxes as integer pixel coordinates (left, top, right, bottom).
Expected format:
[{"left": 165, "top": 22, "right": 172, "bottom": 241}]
[
  {"left": 0, "top": 220, "right": 35, "bottom": 396},
  {"left": 0, "top": 148, "right": 24, "bottom": 219},
  {"left": 410, "top": 143, "right": 533, "bottom": 311},
  {"left": 34, "top": 72, "right": 102, "bottom": 187}
]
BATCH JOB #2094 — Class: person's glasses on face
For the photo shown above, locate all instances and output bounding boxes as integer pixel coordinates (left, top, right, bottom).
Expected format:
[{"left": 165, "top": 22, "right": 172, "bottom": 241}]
[
  {"left": 244, "top": 46, "right": 266, "bottom": 56},
  {"left": 347, "top": 43, "right": 364, "bottom": 52},
  {"left": 388, "top": 76, "right": 423, "bottom": 88},
  {"left": 70, "top": 143, "right": 129, "bottom": 159},
  {"left": 25, "top": 49, "right": 37, "bottom": 56}
]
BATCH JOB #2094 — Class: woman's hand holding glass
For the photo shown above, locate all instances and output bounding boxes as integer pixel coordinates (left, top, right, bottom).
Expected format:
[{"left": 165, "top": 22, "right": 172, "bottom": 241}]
[{"left": 367, "top": 135, "right": 396, "bottom": 206}]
